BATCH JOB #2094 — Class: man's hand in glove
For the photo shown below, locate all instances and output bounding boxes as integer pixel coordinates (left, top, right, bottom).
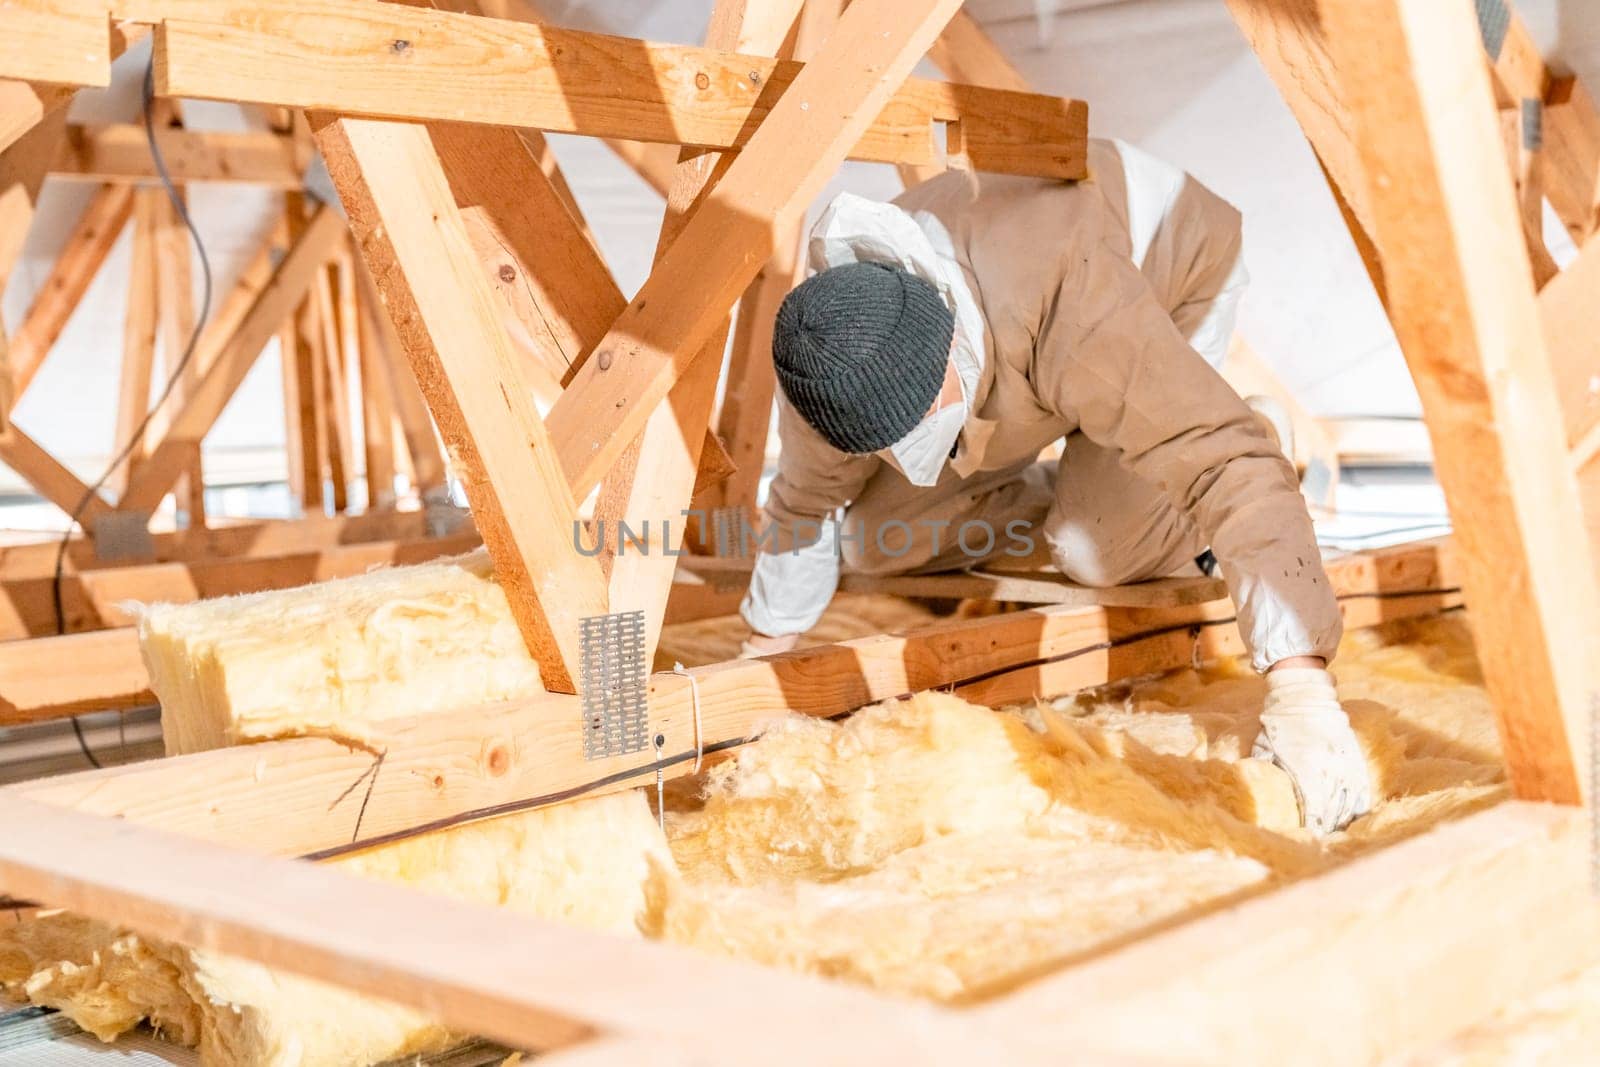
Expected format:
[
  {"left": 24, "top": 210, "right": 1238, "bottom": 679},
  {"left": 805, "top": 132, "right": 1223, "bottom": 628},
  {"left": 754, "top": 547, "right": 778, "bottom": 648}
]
[
  {"left": 739, "top": 632, "right": 800, "bottom": 659},
  {"left": 1251, "top": 664, "right": 1373, "bottom": 834}
]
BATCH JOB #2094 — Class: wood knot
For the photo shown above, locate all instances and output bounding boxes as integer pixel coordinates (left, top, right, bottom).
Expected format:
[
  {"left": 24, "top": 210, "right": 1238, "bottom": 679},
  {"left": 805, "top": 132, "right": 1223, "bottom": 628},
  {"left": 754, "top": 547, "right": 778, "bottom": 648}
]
[
  {"left": 695, "top": 72, "right": 710, "bottom": 90},
  {"left": 596, "top": 350, "right": 613, "bottom": 371},
  {"left": 497, "top": 263, "right": 516, "bottom": 283},
  {"left": 431, "top": 774, "right": 445, "bottom": 789},
  {"left": 391, "top": 39, "right": 410, "bottom": 53},
  {"left": 485, "top": 744, "right": 511, "bottom": 777}
]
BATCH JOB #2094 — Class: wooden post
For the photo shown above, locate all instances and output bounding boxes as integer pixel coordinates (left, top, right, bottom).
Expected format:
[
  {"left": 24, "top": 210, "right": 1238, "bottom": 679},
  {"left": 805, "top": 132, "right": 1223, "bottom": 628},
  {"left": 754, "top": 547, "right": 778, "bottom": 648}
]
[
  {"left": 111, "top": 189, "right": 160, "bottom": 495},
  {"left": 1318, "top": 0, "right": 1600, "bottom": 802},
  {"left": 152, "top": 188, "right": 207, "bottom": 526},
  {"left": 314, "top": 116, "right": 606, "bottom": 692}
]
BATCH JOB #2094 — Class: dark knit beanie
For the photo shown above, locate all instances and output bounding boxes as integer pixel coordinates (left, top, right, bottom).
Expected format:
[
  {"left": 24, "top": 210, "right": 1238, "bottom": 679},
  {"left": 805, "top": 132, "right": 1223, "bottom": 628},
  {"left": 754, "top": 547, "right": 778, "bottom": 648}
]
[{"left": 772, "top": 261, "right": 955, "bottom": 454}]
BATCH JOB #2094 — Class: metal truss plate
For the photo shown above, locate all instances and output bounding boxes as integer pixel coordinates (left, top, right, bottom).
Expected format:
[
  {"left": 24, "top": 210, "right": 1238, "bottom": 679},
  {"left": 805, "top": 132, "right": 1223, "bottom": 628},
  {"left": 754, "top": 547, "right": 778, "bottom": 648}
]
[{"left": 578, "top": 610, "right": 648, "bottom": 760}]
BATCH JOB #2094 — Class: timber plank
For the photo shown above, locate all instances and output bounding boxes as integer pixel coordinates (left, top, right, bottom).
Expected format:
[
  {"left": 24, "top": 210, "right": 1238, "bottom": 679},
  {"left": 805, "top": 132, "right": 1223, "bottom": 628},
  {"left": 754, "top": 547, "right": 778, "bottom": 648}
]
[
  {"left": 315, "top": 116, "right": 605, "bottom": 691},
  {"left": 0, "top": 793, "right": 1069, "bottom": 1066},
  {"left": 5, "top": 184, "right": 135, "bottom": 406},
  {"left": 148, "top": 0, "right": 1085, "bottom": 177},
  {"left": 0, "top": 1, "right": 111, "bottom": 88},
  {"left": 51, "top": 124, "right": 300, "bottom": 186},
  {"left": 118, "top": 204, "right": 345, "bottom": 514},
  {"left": 0, "top": 531, "right": 480, "bottom": 639},
  {"left": 6, "top": 541, "right": 1458, "bottom": 858},
  {"left": 978, "top": 801, "right": 1600, "bottom": 1066},
  {"left": 1320, "top": 0, "right": 1600, "bottom": 802}
]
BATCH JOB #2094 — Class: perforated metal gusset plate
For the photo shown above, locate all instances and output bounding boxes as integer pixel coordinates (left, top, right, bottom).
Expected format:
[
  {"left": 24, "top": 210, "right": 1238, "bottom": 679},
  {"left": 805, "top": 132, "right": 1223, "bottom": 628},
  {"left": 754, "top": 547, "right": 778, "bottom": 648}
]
[
  {"left": 1475, "top": 0, "right": 1509, "bottom": 59},
  {"left": 711, "top": 505, "right": 748, "bottom": 559},
  {"left": 579, "top": 610, "right": 648, "bottom": 760},
  {"left": 1521, "top": 97, "right": 1544, "bottom": 149}
]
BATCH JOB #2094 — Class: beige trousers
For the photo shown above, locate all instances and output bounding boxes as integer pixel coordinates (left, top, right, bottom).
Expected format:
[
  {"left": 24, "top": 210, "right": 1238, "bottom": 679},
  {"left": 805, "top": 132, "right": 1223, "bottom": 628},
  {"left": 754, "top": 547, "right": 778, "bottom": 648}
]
[{"left": 839, "top": 432, "right": 1207, "bottom": 586}]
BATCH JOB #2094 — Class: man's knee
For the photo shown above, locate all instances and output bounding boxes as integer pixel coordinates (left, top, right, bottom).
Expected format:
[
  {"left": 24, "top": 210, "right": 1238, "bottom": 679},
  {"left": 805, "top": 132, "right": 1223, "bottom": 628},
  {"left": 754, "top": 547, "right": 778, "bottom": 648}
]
[
  {"left": 1045, "top": 526, "right": 1161, "bottom": 588},
  {"left": 839, "top": 515, "right": 923, "bottom": 575}
]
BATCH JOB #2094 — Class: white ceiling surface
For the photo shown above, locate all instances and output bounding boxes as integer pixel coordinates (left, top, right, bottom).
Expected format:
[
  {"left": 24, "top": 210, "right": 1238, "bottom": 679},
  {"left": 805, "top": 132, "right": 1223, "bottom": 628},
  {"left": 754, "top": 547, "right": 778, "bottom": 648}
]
[{"left": 5, "top": 0, "right": 1598, "bottom": 472}]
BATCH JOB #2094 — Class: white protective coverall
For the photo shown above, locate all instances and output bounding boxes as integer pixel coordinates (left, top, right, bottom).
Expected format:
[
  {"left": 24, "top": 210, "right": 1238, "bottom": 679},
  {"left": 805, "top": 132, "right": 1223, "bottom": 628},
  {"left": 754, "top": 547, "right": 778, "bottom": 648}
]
[{"left": 741, "top": 139, "right": 1342, "bottom": 673}]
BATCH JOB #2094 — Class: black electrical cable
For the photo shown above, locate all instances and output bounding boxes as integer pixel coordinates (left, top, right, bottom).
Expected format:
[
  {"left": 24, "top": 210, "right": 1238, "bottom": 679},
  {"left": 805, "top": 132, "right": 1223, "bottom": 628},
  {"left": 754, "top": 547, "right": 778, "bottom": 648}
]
[{"left": 52, "top": 60, "right": 214, "bottom": 769}]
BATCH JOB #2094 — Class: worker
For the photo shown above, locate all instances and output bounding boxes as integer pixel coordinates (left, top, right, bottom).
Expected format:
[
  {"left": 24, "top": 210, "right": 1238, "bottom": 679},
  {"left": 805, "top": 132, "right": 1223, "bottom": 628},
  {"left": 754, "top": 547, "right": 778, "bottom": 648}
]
[{"left": 739, "top": 138, "right": 1371, "bottom": 834}]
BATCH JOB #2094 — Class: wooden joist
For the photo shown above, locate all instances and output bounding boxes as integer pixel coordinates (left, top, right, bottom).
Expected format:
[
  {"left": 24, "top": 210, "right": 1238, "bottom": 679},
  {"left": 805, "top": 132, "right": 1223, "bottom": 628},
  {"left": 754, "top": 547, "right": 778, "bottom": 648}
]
[
  {"left": 978, "top": 800, "right": 1600, "bottom": 1065},
  {"left": 0, "top": 530, "right": 481, "bottom": 640},
  {"left": 50, "top": 123, "right": 302, "bottom": 187},
  {"left": 315, "top": 116, "right": 605, "bottom": 692},
  {"left": 0, "top": 424, "right": 111, "bottom": 523},
  {"left": 1320, "top": 0, "right": 1600, "bottom": 803},
  {"left": 0, "top": 628, "right": 153, "bottom": 723},
  {"left": 0, "top": 507, "right": 440, "bottom": 581},
  {"left": 146, "top": 0, "right": 1086, "bottom": 178},
  {"left": 0, "top": 793, "right": 1073, "bottom": 1067},
  {"left": 6, "top": 540, "right": 1459, "bottom": 858}
]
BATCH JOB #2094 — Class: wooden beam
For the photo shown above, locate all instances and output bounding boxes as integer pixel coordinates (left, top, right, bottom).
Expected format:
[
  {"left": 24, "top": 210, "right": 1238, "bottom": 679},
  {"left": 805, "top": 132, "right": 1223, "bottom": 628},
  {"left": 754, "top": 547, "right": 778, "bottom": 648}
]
[
  {"left": 545, "top": 0, "right": 970, "bottom": 503},
  {"left": 118, "top": 204, "right": 346, "bottom": 514},
  {"left": 0, "top": 530, "right": 480, "bottom": 639},
  {"left": 5, "top": 183, "right": 135, "bottom": 407},
  {"left": 675, "top": 554, "right": 1227, "bottom": 609},
  {"left": 1319, "top": 0, "right": 1600, "bottom": 802},
  {"left": 1541, "top": 234, "right": 1600, "bottom": 456},
  {"left": 1543, "top": 75, "right": 1600, "bottom": 244},
  {"left": 978, "top": 800, "right": 1600, "bottom": 1065},
  {"left": 0, "top": 424, "right": 111, "bottom": 523},
  {"left": 315, "top": 116, "right": 605, "bottom": 692},
  {"left": 0, "top": 102, "right": 68, "bottom": 293},
  {"left": 355, "top": 261, "right": 447, "bottom": 495},
  {"left": 1488, "top": 12, "right": 1600, "bottom": 245},
  {"left": 7, "top": 540, "right": 1457, "bottom": 856},
  {"left": 0, "top": 628, "right": 152, "bottom": 723},
  {"left": 705, "top": 0, "right": 836, "bottom": 523},
  {"left": 0, "top": 793, "right": 1077, "bottom": 1067},
  {"left": 312, "top": 264, "right": 353, "bottom": 512},
  {"left": 926, "top": 9, "right": 1030, "bottom": 93},
  {"left": 49, "top": 124, "right": 301, "bottom": 186},
  {"left": 593, "top": 0, "right": 806, "bottom": 660},
  {"left": 0, "top": 508, "right": 440, "bottom": 580},
  {"left": 152, "top": 188, "right": 207, "bottom": 526},
  {"left": 148, "top": 1, "right": 1085, "bottom": 178},
  {"left": 110, "top": 189, "right": 160, "bottom": 494},
  {"left": 0, "top": 1, "right": 112, "bottom": 87}
]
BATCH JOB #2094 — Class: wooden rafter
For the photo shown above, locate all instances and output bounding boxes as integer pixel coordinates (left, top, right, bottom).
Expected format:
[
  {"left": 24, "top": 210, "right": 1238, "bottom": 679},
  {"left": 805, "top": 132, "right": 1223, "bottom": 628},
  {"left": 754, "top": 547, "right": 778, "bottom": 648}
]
[
  {"left": 1318, "top": 0, "right": 1600, "bottom": 802},
  {"left": 592, "top": 0, "right": 807, "bottom": 659},
  {"left": 0, "top": 424, "right": 110, "bottom": 523},
  {"left": 5, "top": 183, "right": 135, "bottom": 408},
  {"left": 546, "top": 0, "right": 978, "bottom": 502},
  {"left": 118, "top": 204, "right": 345, "bottom": 515},
  {"left": 315, "top": 116, "right": 605, "bottom": 692},
  {"left": 109, "top": 188, "right": 160, "bottom": 494}
]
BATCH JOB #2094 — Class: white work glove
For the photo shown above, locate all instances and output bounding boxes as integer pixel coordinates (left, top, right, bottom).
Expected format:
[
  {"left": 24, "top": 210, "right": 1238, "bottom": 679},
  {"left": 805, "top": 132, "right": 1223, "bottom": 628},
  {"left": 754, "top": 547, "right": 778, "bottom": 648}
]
[{"left": 1251, "top": 668, "right": 1373, "bottom": 834}]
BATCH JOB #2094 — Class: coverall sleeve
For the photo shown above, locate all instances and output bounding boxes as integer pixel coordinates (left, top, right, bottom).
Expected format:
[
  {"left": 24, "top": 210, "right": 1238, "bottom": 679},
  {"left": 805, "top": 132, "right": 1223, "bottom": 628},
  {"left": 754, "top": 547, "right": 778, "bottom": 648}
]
[
  {"left": 740, "top": 399, "right": 879, "bottom": 637},
  {"left": 1033, "top": 240, "right": 1342, "bottom": 670}
]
